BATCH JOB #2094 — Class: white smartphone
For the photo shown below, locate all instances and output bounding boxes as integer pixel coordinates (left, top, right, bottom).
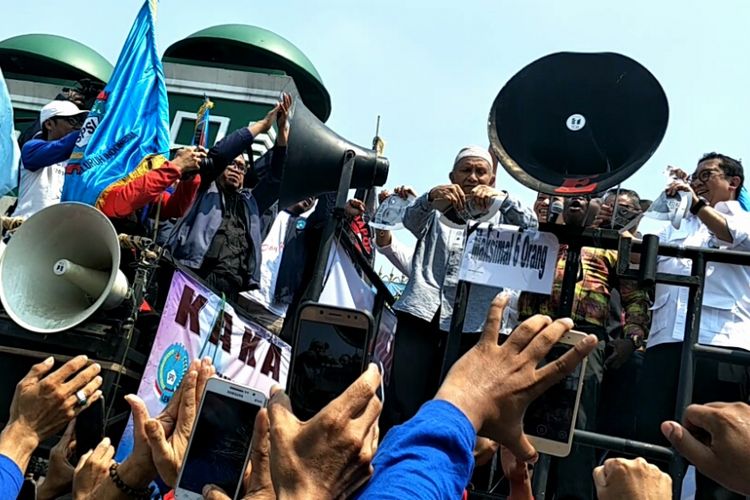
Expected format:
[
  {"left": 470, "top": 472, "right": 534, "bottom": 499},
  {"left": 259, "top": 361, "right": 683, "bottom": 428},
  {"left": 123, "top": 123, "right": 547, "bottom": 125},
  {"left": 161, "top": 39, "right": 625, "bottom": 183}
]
[
  {"left": 174, "top": 378, "right": 267, "bottom": 500},
  {"left": 524, "top": 329, "right": 588, "bottom": 458}
]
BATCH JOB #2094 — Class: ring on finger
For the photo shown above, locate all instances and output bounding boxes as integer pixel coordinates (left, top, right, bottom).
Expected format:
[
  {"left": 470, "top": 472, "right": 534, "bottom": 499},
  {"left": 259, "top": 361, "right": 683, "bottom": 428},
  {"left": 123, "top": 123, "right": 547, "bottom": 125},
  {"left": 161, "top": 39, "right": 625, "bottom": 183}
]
[{"left": 75, "top": 389, "right": 88, "bottom": 408}]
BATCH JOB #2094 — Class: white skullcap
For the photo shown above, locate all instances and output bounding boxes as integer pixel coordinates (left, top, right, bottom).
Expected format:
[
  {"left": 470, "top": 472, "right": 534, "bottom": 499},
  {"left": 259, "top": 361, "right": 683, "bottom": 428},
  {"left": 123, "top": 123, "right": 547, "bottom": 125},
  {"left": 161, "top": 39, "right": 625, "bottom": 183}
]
[{"left": 453, "top": 146, "right": 493, "bottom": 168}]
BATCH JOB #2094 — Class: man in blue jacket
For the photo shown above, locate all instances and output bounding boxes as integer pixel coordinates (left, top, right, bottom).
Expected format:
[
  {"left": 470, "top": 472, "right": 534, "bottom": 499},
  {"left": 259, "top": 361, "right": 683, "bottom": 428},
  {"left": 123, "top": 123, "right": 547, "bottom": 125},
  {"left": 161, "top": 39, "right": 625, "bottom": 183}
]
[
  {"left": 168, "top": 94, "right": 291, "bottom": 301},
  {"left": 16, "top": 100, "right": 87, "bottom": 218}
]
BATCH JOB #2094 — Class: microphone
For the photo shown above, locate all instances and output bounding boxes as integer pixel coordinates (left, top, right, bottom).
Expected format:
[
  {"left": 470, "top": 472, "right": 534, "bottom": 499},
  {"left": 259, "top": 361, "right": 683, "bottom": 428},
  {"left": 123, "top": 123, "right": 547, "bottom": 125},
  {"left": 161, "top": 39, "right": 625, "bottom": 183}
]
[{"left": 548, "top": 199, "right": 564, "bottom": 222}]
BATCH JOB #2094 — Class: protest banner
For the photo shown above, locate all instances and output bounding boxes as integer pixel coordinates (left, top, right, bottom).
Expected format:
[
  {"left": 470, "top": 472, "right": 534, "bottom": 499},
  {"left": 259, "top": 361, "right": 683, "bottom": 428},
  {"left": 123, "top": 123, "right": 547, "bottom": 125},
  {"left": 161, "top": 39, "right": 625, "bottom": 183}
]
[
  {"left": 116, "top": 269, "right": 291, "bottom": 459},
  {"left": 459, "top": 223, "right": 559, "bottom": 294}
]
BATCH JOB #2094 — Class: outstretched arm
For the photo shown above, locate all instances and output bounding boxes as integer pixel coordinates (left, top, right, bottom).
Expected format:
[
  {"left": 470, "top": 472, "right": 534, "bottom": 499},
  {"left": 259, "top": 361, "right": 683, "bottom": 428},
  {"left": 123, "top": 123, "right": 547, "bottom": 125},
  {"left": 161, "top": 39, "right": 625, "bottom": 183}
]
[
  {"left": 21, "top": 131, "right": 78, "bottom": 171},
  {"left": 158, "top": 174, "right": 201, "bottom": 219}
]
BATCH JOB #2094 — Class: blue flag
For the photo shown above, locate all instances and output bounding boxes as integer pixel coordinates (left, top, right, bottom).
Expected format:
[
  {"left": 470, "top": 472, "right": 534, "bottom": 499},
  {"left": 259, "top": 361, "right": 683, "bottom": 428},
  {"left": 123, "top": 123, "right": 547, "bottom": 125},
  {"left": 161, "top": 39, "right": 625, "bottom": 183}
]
[
  {"left": 62, "top": 0, "right": 169, "bottom": 207},
  {"left": 0, "top": 69, "right": 19, "bottom": 197}
]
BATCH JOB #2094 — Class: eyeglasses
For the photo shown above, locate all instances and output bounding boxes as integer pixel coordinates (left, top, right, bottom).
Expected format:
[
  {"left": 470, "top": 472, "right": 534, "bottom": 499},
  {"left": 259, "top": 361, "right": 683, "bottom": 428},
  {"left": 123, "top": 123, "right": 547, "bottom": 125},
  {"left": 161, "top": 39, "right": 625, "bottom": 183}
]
[
  {"left": 688, "top": 169, "right": 724, "bottom": 184},
  {"left": 228, "top": 161, "right": 247, "bottom": 174},
  {"left": 55, "top": 116, "right": 82, "bottom": 127}
]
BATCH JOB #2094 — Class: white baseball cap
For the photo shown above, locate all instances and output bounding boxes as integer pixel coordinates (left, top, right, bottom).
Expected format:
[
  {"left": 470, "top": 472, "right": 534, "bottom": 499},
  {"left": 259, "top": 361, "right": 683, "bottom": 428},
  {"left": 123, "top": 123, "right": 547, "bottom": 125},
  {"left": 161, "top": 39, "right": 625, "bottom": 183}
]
[{"left": 39, "top": 100, "right": 89, "bottom": 124}]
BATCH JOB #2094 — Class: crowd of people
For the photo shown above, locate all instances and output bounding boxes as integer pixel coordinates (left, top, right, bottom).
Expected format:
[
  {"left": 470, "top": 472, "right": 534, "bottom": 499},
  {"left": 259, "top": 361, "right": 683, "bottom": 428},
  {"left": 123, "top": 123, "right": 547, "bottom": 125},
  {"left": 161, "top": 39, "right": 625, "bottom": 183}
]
[
  {"left": 1, "top": 302, "right": 750, "bottom": 499},
  {"left": 0, "top": 77, "right": 749, "bottom": 499},
  {"left": 372, "top": 147, "right": 750, "bottom": 499}
]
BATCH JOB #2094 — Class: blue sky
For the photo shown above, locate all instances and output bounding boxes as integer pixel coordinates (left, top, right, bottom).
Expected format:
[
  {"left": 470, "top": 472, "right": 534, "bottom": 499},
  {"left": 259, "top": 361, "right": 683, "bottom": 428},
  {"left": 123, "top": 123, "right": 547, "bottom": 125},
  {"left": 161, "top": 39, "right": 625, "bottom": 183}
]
[{"left": 3, "top": 0, "right": 749, "bottom": 274}]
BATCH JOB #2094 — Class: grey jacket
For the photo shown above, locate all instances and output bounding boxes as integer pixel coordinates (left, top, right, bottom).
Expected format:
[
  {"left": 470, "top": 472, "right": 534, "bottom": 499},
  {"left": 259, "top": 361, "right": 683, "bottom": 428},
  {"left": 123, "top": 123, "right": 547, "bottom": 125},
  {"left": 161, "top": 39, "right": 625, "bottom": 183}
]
[{"left": 393, "top": 192, "right": 538, "bottom": 332}]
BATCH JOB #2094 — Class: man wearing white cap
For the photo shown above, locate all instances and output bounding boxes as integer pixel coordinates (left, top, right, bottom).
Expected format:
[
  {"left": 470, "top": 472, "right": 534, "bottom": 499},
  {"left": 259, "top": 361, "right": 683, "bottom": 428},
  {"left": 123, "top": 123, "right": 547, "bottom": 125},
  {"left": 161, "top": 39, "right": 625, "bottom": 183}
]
[
  {"left": 15, "top": 100, "right": 87, "bottom": 218},
  {"left": 382, "top": 145, "right": 537, "bottom": 429}
]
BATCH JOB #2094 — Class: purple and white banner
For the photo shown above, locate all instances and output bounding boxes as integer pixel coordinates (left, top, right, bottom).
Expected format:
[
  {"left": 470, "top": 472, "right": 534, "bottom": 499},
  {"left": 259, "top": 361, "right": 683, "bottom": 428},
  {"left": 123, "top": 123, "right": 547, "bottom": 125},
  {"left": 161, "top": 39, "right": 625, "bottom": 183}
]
[{"left": 117, "top": 270, "right": 291, "bottom": 459}]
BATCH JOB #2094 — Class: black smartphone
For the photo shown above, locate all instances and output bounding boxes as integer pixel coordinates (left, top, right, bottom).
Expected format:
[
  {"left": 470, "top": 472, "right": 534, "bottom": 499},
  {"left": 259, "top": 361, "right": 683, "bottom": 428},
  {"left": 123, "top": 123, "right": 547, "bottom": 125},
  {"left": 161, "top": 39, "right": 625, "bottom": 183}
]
[
  {"left": 74, "top": 396, "right": 105, "bottom": 464},
  {"left": 17, "top": 477, "right": 36, "bottom": 500},
  {"left": 288, "top": 303, "right": 374, "bottom": 420}
]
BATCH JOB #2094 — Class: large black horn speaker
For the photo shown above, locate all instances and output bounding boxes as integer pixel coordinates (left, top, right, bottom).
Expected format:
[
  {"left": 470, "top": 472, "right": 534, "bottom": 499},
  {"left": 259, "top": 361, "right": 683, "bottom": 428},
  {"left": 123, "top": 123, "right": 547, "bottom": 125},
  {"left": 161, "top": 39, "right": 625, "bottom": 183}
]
[
  {"left": 489, "top": 52, "right": 668, "bottom": 195},
  {"left": 279, "top": 101, "right": 389, "bottom": 207}
]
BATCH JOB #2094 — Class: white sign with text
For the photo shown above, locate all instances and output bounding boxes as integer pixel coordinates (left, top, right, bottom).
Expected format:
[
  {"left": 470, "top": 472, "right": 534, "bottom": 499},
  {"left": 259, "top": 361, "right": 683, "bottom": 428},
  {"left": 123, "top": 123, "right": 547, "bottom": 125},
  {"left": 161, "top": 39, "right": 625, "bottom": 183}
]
[{"left": 459, "top": 223, "right": 559, "bottom": 295}]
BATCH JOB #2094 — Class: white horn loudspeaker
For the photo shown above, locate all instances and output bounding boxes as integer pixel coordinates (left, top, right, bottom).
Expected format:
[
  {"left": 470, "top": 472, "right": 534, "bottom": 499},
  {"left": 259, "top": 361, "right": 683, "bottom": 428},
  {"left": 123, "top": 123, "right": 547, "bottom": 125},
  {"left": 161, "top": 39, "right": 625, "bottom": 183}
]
[{"left": 0, "top": 202, "right": 129, "bottom": 334}]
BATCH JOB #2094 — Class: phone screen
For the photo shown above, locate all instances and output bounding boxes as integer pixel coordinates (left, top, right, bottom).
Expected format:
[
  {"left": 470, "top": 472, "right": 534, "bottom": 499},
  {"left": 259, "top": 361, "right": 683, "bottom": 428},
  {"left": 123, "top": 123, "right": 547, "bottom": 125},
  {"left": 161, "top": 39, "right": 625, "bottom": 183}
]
[
  {"left": 524, "top": 344, "right": 583, "bottom": 444},
  {"left": 372, "top": 307, "right": 397, "bottom": 387},
  {"left": 74, "top": 397, "right": 105, "bottom": 463},
  {"left": 290, "top": 318, "right": 368, "bottom": 420},
  {"left": 177, "top": 392, "right": 260, "bottom": 495}
]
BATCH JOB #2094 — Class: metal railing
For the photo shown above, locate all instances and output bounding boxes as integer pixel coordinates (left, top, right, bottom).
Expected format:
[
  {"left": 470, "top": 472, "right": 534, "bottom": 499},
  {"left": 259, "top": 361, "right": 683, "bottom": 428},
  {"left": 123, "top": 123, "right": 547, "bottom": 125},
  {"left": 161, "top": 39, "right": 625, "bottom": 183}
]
[{"left": 443, "top": 223, "right": 750, "bottom": 499}]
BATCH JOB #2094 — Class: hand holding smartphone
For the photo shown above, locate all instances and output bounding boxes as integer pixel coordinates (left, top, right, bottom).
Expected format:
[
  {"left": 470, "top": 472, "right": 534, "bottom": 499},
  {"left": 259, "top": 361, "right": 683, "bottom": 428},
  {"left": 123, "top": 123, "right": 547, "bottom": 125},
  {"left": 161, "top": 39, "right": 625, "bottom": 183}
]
[
  {"left": 523, "top": 329, "right": 589, "bottom": 457},
  {"left": 174, "top": 378, "right": 267, "bottom": 500}
]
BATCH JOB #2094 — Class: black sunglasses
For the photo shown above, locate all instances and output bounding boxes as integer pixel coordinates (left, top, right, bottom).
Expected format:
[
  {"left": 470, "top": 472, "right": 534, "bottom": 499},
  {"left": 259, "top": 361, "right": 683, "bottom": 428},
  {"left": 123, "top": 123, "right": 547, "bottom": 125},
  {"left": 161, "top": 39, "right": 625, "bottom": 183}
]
[{"left": 54, "top": 116, "right": 83, "bottom": 127}]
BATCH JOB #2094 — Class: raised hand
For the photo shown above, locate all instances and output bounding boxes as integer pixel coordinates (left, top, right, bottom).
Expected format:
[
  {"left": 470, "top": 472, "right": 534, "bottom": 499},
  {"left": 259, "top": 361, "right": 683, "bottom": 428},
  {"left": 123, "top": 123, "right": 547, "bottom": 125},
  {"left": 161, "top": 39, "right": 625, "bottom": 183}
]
[
  {"left": 435, "top": 295, "right": 597, "bottom": 462},
  {"left": 0, "top": 356, "right": 102, "bottom": 473},
  {"left": 202, "top": 409, "right": 276, "bottom": 500},
  {"left": 662, "top": 402, "right": 750, "bottom": 496},
  {"left": 393, "top": 185, "right": 417, "bottom": 199},
  {"left": 470, "top": 185, "right": 503, "bottom": 212},
  {"left": 345, "top": 198, "right": 366, "bottom": 219},
  {"left": 37, "top": 420, "right": 76, "bottom": 500},
  {"left": 267, "top": 365, "right": 382, "bottom": 499},
  {"left": 172, "top": 147, "right": 207, "bottom": 175},
  {"left": 144, "top": 357, "right": 215, "bottom": 487},
  {"left": 428, "top": 184, "right": 466, "bottom": 212},
  {"left": 276, "top": 93, "right": 292, "bottom": 146},
  {"left": 72, "top": 437, "right": 115, "bottom": 500},
  {"left": 593, "top": 457, "right": 671, "bottom": 500}
]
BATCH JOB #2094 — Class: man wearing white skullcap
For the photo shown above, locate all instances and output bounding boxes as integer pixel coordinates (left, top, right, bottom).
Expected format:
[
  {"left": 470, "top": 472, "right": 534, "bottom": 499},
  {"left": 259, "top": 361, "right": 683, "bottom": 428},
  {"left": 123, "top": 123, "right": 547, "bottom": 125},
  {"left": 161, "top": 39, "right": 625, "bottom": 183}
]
[{"left": 382, "top": 145, "right": 537, "bottom": 431}]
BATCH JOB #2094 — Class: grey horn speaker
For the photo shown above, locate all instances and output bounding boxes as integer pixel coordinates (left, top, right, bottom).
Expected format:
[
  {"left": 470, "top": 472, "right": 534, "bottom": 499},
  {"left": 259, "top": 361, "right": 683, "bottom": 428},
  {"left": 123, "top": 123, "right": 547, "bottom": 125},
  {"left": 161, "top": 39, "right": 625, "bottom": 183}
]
[{"left": 0, "top": 202, "right": 129, "bottom": 334}]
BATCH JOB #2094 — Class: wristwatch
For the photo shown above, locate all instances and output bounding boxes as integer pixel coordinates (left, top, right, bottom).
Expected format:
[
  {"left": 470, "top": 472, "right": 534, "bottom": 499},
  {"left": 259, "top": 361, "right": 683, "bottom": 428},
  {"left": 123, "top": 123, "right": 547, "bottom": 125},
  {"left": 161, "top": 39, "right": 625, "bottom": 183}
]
[
  {"left": 690, "top": 196, "right": 709, "bottom": 216},
  {"left": 627, "top": 334, "right": 644, "bottom": 349}
]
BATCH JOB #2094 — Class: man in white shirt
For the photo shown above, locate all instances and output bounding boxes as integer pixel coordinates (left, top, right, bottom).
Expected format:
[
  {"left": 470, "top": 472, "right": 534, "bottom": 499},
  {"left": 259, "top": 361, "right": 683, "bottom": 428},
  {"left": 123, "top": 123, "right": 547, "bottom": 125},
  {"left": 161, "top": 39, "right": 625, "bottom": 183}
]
[
  {"left": 638, "top": 152, "right": 750, "bottom": 500},
  {"left": 16, "top": 100, "right": 87, "bottom": 218},
  {"left": 239, "top": 197, "right": 317, "bottom": 335}
]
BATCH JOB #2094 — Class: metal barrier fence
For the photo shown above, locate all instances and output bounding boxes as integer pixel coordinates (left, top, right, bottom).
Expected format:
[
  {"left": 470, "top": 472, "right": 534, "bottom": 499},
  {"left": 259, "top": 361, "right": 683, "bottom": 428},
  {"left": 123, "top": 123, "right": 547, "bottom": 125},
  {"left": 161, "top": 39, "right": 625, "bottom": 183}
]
[{"left": 442, "top": 223, "right": 750, "bottom": 499}]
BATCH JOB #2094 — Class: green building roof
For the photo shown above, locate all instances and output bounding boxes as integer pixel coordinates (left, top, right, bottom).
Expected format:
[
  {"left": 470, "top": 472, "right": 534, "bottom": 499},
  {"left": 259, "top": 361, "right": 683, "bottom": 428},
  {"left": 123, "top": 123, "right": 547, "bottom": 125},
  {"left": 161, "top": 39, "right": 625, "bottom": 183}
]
[
  {"left": 164, "top": 24, "right": 331, "bottom": 121},
  {"left": 0, "top": 34, "right": 112, "bottom": 84}
]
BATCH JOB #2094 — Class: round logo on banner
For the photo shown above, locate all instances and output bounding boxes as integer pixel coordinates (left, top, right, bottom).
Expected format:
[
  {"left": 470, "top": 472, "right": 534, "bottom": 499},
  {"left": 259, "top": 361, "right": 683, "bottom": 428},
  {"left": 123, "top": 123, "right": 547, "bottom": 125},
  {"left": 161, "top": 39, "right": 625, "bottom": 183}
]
[{"left": 155, "top": 343, "right": 190, "bottom": 404}]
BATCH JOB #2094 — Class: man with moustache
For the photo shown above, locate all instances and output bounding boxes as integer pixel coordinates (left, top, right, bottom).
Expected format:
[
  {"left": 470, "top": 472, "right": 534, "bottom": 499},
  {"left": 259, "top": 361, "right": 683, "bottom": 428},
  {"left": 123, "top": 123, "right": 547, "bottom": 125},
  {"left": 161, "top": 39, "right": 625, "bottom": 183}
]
[
  {"left": 637, "top": 153, "right": 750, "bottom": 500},
  {"left": 517, "top": 193, "right": 650, "bottom": 500},
  {"left": 382, "top": 145, "right": 537, "bottom": 429},
  {"left": 168, "top": 96, "right": 291, "bottom": 301}
]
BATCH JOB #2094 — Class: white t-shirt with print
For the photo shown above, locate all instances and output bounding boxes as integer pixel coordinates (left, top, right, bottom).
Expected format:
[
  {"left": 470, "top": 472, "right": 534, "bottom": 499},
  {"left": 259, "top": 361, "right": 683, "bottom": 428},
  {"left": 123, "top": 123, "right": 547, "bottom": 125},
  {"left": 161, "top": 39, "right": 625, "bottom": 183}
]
[
  {"left": 243, "top": 202, "right": 317, "bottom": 317},
  {"left": 14, "top": 161, "right": 67, "bottom": 218}
]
